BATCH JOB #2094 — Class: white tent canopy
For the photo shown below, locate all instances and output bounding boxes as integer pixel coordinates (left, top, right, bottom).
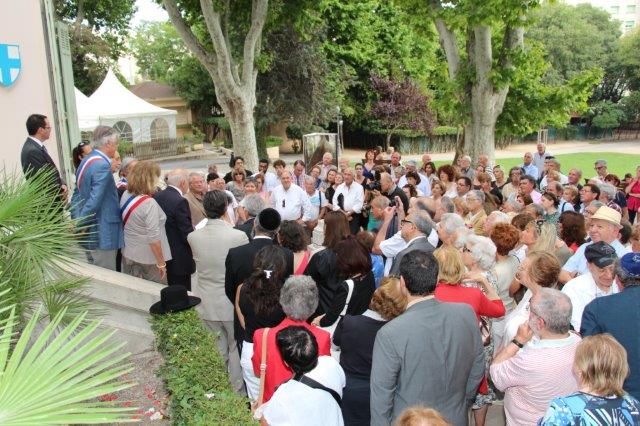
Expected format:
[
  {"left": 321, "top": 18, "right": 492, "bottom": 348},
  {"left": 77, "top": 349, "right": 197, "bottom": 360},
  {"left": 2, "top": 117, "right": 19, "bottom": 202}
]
[
  {"left": 76, "top": 69, "right": 177, "bottom": 143},
  {"left": 74, "top": 88, "right": 100, "bottom": 131}
]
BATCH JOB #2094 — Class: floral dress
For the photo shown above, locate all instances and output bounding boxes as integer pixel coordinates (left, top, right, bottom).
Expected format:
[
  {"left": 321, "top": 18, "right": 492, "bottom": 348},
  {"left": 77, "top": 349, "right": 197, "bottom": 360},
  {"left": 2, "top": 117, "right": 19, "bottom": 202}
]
[{"left": 538, "top": 392, "right": 640, "bottom": 425}]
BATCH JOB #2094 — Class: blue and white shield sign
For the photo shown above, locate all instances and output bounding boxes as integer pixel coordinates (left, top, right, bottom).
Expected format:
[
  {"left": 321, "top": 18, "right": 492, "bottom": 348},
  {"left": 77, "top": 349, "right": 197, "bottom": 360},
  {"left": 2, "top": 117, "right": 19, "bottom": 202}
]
[{"left": 0, "top": 44, "right": 21, "bottom": 87}]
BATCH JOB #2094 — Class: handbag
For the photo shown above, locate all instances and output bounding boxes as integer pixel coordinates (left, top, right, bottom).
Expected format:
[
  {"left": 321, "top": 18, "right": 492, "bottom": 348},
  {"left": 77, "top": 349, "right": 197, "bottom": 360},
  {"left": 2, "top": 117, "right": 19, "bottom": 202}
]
[{"left": 251, "top": 327, "right": 270, "bottom": 413}]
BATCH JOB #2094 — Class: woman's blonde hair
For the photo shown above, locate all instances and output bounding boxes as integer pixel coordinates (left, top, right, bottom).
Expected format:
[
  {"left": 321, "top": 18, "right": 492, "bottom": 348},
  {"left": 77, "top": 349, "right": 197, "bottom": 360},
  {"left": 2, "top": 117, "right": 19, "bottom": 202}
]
[
  {"left": 369, "top": 277, "right": 407, "bottom": 320},
  {"left": 525, "top": 251, "right": 560, "bottom": 289},
  {"left": 127, "top": 160, "right": 160, "bottom": 196},
  {"left": 434, "top": 246, "right": 464, "bottom": 285},
  {"left": 574, "top": 334, "right": 629, "bottom": 397},
  {"left": 529, "top": 222, "right": 556, "bottom": 253},
  {"left": 394, "top": 406, "right": 451, "bottom": 426}
]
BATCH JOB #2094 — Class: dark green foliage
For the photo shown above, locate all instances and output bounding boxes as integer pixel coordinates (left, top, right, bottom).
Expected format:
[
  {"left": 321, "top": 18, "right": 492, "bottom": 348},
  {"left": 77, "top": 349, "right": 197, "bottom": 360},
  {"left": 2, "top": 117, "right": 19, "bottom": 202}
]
[{"left": 150, "top": 309, "right": 255, "bottom": 425}]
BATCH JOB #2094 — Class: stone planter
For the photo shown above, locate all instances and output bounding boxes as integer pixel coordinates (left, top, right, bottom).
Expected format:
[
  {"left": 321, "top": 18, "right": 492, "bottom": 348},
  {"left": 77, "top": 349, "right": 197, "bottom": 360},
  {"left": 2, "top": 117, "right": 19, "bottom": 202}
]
[{"left": 266, "top": 145, "right": 280, "bottom": 159}]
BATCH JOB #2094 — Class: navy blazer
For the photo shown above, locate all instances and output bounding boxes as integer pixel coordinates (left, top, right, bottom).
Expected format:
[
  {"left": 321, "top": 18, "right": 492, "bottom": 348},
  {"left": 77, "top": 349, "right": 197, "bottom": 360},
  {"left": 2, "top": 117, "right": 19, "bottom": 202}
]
[
  {"left": 153, "top": 186, "right": 195, "bottom": 276},
  {"left": 70, "top": 150, "right": 123, "bottom": 250},
  {"left": 20, "top": 138, "right": 64, "bottom": 190},
  {"left": 581, "top": 286, "right": 640, "bottom": 400}
]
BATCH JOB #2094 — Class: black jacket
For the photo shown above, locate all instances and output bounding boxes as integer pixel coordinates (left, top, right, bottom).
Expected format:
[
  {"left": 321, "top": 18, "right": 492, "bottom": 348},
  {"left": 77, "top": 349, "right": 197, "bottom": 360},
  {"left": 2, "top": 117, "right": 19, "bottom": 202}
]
[
  {"left": 384, "top": 185, "right": 409, "bottom": 214},
  {"left": 304, "top": 248, "right": 341, "bottom": 319},
  {"left": 234, "top": 217, "right": 255, "bottom": 241},
  {"left": 319, "top": 272, "right": 375, "bottom": 327},
  {"left": 224, "top": 237, "right": 293, "bottom": 303},
  {"left": 20, "top": 138, "right": 64, "bottom": 191},
  {"left": 153, "top": 186, "right": 195, "bottom": 276}
]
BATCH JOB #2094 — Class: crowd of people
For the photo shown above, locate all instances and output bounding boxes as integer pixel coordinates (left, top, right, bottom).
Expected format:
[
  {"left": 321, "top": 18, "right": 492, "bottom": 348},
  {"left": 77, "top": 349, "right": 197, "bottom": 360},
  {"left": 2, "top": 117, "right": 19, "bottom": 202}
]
[{"left": 21, "top": 115, "right": 640, "bottom": 425}]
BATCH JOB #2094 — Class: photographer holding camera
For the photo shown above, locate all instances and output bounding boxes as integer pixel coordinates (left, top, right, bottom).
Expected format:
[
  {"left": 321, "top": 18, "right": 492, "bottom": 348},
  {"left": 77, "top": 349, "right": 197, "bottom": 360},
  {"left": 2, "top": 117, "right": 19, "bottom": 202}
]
[{"left": 372, "top": 172, "right": 409, "bottom": 215}]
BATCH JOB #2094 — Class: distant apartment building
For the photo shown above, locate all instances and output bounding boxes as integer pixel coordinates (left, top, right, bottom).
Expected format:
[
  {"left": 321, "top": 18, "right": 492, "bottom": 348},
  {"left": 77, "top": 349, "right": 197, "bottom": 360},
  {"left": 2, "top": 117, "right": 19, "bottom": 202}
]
[{"left": 564, "top": 0, "right": 640, "bottom": 33}]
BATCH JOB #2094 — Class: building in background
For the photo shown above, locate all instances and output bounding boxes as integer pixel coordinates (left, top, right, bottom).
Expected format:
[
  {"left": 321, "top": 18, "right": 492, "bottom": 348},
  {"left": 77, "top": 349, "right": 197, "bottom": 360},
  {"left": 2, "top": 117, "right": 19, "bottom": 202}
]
[
  {"left": 565, "top": 0, "right": 640, "bottom": 33},
  {"left": 130, "top": 81, "right": 194, "bottom": 140}
]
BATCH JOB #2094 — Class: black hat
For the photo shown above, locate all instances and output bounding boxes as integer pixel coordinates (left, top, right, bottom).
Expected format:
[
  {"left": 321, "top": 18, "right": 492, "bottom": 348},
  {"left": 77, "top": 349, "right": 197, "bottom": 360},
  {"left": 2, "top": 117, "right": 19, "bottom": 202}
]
[
  {"left": 257, "top": 208, "right": 281, "bottom": 231},
  {"left": 150, "top": 285, "right": 201, "bottom": 315},
  {"left": 585, "top": 241, "right": 617, "bottom": 268}
]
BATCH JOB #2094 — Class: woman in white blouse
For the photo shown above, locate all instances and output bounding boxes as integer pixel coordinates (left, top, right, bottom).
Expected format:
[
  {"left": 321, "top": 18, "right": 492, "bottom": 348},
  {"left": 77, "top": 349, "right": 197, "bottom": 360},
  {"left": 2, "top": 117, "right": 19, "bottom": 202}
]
[{"left": 120, "top": 161, "right": 172, "bottom": 284}]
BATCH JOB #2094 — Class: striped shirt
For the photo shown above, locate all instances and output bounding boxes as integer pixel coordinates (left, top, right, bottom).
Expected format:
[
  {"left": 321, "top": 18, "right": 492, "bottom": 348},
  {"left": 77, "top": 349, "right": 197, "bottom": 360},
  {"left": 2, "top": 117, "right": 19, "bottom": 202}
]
[{"left": 491, "top": 334, "right": 581, "bottom": 425}]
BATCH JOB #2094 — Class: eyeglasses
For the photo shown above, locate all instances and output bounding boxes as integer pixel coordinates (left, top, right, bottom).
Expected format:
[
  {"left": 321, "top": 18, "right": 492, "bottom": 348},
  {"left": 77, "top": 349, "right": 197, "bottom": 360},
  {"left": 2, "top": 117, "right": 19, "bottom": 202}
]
[{"left": 400, "top": 219, "right": 413, "bottom": 226}]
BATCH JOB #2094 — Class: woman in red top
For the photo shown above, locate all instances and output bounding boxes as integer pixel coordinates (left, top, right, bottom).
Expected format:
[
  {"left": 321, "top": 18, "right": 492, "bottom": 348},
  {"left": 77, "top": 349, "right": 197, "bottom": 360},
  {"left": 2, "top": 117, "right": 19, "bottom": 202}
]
[
  {"left": 434, "top": 243, "right": 505, "bottom": 426},
  {"left": 434, "top": 245, "right": 505, "bottom": 321},
  {"left": 625, "top": 165, "right": 640, "bottom": 224}
]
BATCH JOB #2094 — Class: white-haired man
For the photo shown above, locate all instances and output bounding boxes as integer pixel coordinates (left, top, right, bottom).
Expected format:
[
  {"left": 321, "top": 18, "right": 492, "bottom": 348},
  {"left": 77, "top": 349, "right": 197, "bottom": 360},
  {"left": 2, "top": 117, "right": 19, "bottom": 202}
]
[
  {"left": 271, "top": 169, "right": 313, "bottom": 222},
  {"left": 154, "top": 168, "right": 195, "bottom": 289},
  {"left": 491, "top": 288, "right": 580, "bottom": 426},
  {"left": 71, "top": 125, "right": 124, "bottom": 270}
]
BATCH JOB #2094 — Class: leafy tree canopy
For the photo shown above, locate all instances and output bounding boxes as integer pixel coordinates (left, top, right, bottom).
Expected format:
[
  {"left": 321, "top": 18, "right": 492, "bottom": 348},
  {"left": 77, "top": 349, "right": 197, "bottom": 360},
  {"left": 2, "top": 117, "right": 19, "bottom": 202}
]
[{"left": 55, "top": 0, "right": 136, "bottom": 94}]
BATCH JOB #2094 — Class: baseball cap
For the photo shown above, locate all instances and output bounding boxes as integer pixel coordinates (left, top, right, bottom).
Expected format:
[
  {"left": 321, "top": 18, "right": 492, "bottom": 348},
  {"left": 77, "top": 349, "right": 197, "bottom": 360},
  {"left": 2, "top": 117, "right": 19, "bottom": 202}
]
[
  {"left": 585, "top": 241, "right": 617, "bottom": 268},
  {"left": 620, "top": 252, "right": 640, "bottom": 278}
]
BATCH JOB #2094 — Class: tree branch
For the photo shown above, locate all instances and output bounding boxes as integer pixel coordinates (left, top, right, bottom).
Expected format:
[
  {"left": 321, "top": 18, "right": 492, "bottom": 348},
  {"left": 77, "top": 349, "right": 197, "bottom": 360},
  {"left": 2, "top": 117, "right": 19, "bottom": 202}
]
[
  {"left": 199, "top": 0, "right": 240, "bottom": 95},
  {"left": 221, "top": 0, "right": 240, "bottom": 85},
  {"left": 242, "top": 0, "right": 269, "bottom": 88},
  {"left": 162, "top": 0, "right": 216, "bottom": 76},
  {"left": 429, "top": 0, "right": 461, "bottom": 79}
]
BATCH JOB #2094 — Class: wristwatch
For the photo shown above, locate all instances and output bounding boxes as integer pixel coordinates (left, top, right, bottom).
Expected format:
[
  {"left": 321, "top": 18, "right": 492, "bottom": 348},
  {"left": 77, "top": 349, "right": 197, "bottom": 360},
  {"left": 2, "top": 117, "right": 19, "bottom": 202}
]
[{"left": 511, "top": 338, "right": 524, "bottom": 349}]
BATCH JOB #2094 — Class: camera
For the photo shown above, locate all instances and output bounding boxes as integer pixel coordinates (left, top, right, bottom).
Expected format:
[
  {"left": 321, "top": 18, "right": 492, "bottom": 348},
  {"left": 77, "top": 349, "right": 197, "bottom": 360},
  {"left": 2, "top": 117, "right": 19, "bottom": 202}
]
[
  {"left": 365, "top": 180, "right": 381, "bottom": 192},
  {"left": 388, "top": 199, "right": 396, "bottom": 207}
]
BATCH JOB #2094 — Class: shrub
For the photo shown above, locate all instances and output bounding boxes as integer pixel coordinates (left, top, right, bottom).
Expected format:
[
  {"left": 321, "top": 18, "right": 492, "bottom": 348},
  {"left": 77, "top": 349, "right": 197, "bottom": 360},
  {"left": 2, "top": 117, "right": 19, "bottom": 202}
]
[
  {"left": 150, "top": 309, "right": 255, "bottom": 425},
  {"left": 265, "top": 136, "right": 283, "bottom": 148}
]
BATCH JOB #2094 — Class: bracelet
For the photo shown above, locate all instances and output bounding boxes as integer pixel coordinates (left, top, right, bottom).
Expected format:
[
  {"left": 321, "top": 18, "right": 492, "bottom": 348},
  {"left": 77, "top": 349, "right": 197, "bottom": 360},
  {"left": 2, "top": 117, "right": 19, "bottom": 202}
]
[
  {"left": 156, "top": 263, "right": 167, "bottom": 269},
  {"left": 511, "top": 338, "right": 524, "bottom": 349}
]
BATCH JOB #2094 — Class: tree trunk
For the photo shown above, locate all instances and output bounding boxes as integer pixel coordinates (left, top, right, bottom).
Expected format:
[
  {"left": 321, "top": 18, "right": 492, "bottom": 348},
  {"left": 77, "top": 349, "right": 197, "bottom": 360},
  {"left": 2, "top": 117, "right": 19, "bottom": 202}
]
[{"left": 221, "top": 96, "right": 259, "bottom": 170}]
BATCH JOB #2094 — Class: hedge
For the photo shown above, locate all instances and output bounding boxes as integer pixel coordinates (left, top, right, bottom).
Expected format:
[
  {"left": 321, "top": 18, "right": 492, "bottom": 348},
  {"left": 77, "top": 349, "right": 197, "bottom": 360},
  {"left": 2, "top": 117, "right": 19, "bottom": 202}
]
[{"left": 150, "top": 309, "right": 255, "bottom": 425}]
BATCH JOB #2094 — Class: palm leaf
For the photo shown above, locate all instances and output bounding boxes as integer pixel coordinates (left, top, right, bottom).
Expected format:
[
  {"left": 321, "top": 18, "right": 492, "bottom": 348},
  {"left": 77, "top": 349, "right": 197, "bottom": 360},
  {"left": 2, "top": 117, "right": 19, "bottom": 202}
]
[{"left": 0, "top": 307, "right": 137, "bottom": 424}]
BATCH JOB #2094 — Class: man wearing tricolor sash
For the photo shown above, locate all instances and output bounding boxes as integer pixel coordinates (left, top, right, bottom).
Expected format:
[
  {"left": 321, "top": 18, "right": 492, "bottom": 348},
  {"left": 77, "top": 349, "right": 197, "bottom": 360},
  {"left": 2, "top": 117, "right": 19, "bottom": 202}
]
[{"left": 71, "top": 125, "right": 124, "bottom": 270}]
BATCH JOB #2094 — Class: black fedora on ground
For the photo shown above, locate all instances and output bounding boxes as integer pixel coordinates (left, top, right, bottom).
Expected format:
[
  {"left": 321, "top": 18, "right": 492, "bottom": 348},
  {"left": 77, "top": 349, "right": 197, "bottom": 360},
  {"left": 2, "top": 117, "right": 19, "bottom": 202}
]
[{"left": 149, "top": 285, "right": 201, "bottom": 315}]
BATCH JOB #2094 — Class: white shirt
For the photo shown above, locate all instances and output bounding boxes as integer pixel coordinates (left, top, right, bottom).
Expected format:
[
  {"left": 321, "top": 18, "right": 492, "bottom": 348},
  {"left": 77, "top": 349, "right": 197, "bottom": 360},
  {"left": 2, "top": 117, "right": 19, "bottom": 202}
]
[
  {"left": 306, "top": 189, "right": 328, "bottom": 221},
  {"left": 259, "top": 356, "right": 345, "bottom": 426},
  {"left": 224, "top": 189, "right": 239, "bottom": 224},
  {"left": 562, "top": 239, "right": 630, "bottom": 276},
  {"left": 259, "top": 171, "right": 279, "bottom": 193},
  {"left": 562, "top": 272, "right": 619, "bottom": 331},
  {"left": 379, "top": 230, "right": 439, "bottom": 276},
  {"left": 397, "top": 172, "right": 432, "bottom": 197},
  {"left": 332, "top": 181, "right": 364, "bottom": 214},
  {"left": 533, "top": 151, "right": 551, "bottom": 173},
  {"left": 270, "top": 184, "right": 313, "bottom": 221},
  {"left": 540, "top": 173, "right": 568, "bottom": 190},
  {"left": 501, "top": 290, "right": 534, "bottom": 350}
]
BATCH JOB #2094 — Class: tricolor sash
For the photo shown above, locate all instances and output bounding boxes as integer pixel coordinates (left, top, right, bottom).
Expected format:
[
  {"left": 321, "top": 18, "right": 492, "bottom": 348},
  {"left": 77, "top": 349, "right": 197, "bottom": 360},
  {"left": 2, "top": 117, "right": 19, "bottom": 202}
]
[
  {"left": 75, "top": 155, "right": 107, "bottom": 189},
  {"left": 121, "top": 194, "right": 151, "bottom": 225}
]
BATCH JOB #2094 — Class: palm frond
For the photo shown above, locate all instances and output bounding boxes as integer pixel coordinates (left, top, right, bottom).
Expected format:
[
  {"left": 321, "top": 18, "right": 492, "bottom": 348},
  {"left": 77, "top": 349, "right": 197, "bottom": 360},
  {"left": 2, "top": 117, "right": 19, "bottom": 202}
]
[{"left": 0, "top": 307, "right": 137, "bottom": 425}]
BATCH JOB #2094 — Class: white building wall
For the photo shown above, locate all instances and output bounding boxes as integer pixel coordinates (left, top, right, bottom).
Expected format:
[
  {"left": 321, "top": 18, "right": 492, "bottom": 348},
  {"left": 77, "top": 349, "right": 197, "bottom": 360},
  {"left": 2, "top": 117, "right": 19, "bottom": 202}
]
[{"left": 564, "top": 0, "right": 640, "bottom": 33}]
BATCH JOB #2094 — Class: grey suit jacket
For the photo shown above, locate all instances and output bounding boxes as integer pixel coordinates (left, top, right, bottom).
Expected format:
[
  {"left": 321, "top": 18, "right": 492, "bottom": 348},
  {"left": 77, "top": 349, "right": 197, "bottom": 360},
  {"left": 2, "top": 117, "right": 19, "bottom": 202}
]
[
  {"left": 188, "top": 219, "right": 248, "bottom": 322},
  {"left": 370, "top": 298, "right": 485, "bottom": 426},
  {"left": 389, "top": 236, "right": 435, "bottom": 276}
]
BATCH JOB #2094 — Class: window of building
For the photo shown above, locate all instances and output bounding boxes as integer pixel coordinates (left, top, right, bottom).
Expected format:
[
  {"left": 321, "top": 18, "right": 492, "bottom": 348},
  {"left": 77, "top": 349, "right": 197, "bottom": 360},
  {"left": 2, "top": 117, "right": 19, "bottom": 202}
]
[
  {"left": 150, "top": 118, "right": 170, "bottom": 142},
  {"left": 113, "top": 121, "right": 133, "bottom": 142},
  {"left": 625, "top": 20, "right": 636, "bottom": 29},
  {"left": 627, "top": 5, "right": 637, "bottom": 13},
  {"left": 611, "top": 5, "right": 620, "bottom": 13}
]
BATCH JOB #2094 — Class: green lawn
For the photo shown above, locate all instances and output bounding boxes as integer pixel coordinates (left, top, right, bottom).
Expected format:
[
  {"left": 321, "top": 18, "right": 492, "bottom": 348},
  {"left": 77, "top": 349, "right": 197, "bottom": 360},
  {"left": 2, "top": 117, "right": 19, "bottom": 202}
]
[{"left": 434, "top": 152, "right": 640, "bottom": 178}]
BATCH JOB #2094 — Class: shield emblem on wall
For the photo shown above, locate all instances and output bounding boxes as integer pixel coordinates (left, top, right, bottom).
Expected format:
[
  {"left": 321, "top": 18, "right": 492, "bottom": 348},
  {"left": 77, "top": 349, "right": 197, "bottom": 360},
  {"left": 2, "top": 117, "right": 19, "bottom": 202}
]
[{"left": 0, "top": 44, "right": 21, "bottom": 87}]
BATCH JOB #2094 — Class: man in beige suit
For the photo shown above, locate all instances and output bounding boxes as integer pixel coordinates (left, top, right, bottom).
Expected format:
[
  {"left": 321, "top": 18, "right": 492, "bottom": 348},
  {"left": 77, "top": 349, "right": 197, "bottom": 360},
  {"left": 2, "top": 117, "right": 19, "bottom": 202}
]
[
  {"left": 185, "top": 172, "right": 207, "bottom": 227},
  {"left": 188, "top": 190, "right": 248, "bottom": 394},
  {"left": 465, "top": 190, "right": 488, "bottom": 236}
]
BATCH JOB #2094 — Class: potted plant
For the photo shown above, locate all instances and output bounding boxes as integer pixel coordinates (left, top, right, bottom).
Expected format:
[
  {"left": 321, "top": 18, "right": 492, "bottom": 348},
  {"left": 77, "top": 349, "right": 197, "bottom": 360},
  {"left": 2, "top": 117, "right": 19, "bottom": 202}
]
[{"left": 265, "top": 136, "right": 283, "bottom": 159}]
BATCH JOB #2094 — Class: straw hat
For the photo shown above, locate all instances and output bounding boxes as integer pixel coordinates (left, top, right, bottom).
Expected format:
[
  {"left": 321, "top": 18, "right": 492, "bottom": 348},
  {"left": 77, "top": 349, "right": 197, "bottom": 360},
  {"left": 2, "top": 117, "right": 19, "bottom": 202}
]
[{"left": 590, "top": 206, "right": 622, "bottom": 228}]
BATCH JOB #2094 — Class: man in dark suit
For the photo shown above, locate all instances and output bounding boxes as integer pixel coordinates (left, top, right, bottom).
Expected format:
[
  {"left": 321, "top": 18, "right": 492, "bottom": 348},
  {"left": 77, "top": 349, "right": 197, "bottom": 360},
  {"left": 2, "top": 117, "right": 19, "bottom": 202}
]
[
  {"left": 379, "top": 172, "right": 409, "bottom": 214},
  {"left": 20, "top": 114, "right": 66, "bottom": 196},
  {"left": 581, "top": 252, "right": 640, "bottom": 400},
  {"left": 225, "top": 208, "right": 293, "bottom": 351},
  {"left": 389, "top": 210, "right": 435, "bottom": 276},
  {"left": 233, "top": 193, "right": 265, "bottom": 241},
  {"left": 154, "top": 169, "right": 195, "bottom": 289}
]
